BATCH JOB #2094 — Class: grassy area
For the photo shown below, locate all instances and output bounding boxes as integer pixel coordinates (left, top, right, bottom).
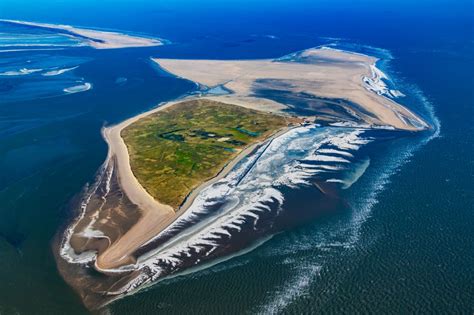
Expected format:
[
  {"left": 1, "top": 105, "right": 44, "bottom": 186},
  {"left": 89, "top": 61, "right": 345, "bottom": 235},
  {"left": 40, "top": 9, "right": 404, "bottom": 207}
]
[{"left": 121, "top": 99, "right": 291, "bottom": 209}]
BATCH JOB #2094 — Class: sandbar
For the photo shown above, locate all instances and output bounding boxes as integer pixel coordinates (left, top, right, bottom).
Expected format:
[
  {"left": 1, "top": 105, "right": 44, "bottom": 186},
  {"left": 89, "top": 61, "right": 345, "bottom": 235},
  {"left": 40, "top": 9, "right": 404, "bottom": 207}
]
[
  {"left": 1, "top": 19, "right": 163, "bottom": 49},
  {"left": 154, "top": 48, "right": 428, "bottom": 130}
]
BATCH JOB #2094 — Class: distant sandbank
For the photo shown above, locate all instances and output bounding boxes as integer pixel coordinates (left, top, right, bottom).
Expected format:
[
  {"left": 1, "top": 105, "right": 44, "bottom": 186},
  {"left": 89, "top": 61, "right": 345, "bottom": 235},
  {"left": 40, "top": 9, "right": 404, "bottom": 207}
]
[{"left": 0, "top": 19, "right": 163, "bottom": 49}]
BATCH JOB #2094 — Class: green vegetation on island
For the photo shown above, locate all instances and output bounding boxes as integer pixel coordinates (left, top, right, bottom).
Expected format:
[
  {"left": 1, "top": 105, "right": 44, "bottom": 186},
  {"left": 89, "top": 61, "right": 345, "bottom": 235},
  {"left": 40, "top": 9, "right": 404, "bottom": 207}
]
[{"left": 121, "top": 99, "right": 291, "bottom": 209}]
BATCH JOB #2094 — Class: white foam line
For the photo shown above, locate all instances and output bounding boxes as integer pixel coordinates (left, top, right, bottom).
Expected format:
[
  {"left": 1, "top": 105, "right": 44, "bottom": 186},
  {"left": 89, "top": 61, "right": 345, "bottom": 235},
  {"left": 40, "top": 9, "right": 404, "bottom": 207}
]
[
  {"left": 256, "top": 98, "right": 439, "bottom": 315},
  {"left": 100, "top": 235, "right": 274, "bottom": 308},
  {"left": 363, "top": 63, "right": 429, "bottom": 130},
  {"left": 307, "top": 155, "right": 351, "bottom": 163},
  {"left": 326, "top": 178, "right": 345, "bottom": 184},
  {"left": 137, "top": 128, "right": 367, "bottom": 268},
  {"left": 252, "top": 44, "right": 440, "bottom": 315},
  {"left": 317, "top": 148, "right": 354, "bottom": 158},
  {"left": 300, "top": 164, "right": 345, "bottom": 171}
]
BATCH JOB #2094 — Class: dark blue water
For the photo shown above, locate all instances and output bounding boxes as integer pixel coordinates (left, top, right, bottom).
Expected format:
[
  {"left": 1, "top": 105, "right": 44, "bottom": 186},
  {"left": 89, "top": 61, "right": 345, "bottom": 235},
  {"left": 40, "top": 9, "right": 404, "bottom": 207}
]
[{"left": 0, "top": 0, "right": 472, "bottom": 314}]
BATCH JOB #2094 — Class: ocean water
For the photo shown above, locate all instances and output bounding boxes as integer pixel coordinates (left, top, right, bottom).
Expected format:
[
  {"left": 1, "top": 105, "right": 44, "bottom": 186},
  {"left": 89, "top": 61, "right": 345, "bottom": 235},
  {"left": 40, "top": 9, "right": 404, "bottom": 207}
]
[{"left": 0, "top": 1, "right": 472, "bottom": 314}]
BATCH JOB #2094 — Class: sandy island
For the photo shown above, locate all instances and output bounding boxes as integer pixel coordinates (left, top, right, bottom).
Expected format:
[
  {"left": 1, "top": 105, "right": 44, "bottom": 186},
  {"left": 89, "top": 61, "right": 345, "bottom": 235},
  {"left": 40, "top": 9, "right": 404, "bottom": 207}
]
[
  {"left": 97, "top": 99, "right": 293, "bottom": 270},
  {"left": 55, "top": 47, "right": 430, "bottom": 309},
  {"left": 1, "top": 19, "right": 163, "bottom": 49},
  {"left": 66, "top": 48, "right": 429, "bottom": 271}
]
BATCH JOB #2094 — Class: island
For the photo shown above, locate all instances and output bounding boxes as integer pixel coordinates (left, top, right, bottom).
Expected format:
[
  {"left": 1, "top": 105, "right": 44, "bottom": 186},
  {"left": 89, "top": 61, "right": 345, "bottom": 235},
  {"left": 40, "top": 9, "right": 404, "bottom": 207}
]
[
  {"left": 54, "top": 47, "right": 429, "bottom": 310},
  {"left": 96, "top": 99, "right": 296, "bottom": 270}
]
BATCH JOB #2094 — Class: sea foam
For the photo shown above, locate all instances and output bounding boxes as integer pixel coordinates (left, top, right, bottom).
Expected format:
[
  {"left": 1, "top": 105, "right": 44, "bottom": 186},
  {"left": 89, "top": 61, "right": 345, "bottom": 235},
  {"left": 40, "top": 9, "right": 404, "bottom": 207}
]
[
  {"left": 63, "top": 82, "right": 92, "bottom": 94},
  {"left": 42, "top": 66, "right": 78, "bottom": 76}
]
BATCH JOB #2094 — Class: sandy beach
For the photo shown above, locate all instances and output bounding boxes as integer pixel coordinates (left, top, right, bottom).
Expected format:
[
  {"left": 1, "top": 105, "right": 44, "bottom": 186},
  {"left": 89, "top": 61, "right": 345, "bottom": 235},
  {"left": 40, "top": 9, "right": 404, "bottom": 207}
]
[{"left": 97, "top": 101, "right": 180, "bottom": 270}]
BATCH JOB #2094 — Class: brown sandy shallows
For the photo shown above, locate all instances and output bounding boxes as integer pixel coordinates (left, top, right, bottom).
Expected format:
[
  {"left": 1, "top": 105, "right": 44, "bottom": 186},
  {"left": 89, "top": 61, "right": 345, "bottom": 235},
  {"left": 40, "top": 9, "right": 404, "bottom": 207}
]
[
  {"left": 1, "top": 19, "right": 163, "bottom": 49},
  {"left": 154, "top": 48, "right": 428, "bottom": 130}
]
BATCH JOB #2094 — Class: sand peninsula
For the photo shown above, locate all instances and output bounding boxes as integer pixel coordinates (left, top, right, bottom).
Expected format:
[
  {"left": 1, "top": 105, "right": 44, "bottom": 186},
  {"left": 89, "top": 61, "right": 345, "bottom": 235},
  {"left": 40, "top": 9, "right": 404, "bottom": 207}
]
[
  {"left": 0, "top": 19, "right": 163, "bottom": 49},
  {"left": 55, "top": 47, "right": 429, "bottom": 309},
  {"left": 155, "top": 48, "right": 428, "bottom": 130}
]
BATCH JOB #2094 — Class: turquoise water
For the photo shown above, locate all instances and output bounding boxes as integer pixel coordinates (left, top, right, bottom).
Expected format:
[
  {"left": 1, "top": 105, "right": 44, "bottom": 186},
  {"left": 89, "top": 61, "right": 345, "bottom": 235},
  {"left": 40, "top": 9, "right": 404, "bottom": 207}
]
[{"left": 0, "top": 1, "right": 472, "bottom": 314}]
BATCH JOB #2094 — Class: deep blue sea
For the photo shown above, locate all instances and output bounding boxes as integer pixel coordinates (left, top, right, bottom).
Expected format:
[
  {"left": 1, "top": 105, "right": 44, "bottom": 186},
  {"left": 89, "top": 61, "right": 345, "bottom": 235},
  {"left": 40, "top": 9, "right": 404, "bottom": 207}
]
[{"left": 0, "top": 0, "right": 472, "bottom": 314}]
